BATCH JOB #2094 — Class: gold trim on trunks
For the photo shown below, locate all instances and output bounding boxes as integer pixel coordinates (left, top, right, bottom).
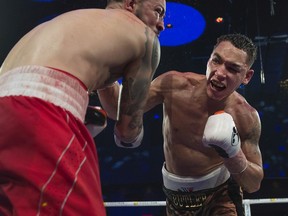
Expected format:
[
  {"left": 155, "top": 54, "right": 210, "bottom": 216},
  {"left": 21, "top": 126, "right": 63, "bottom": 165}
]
[{"left": 163, "top": 186, "right": 209, "bottom": 210}]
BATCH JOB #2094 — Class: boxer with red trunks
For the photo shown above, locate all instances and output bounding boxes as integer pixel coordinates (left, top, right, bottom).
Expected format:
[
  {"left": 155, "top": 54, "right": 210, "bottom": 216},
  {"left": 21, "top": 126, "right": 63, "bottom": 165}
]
[
  {"left": 0, "top": 0, "right": 166, "bottom": 215},
  {"left": 0, "top": 66, "right": 104, "bottom": 215}
]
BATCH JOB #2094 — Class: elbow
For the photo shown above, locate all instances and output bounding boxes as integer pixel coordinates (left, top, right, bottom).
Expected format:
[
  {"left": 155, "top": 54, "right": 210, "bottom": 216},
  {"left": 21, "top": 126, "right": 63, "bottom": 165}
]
[
  {"left": 245, "top": 183, "right": 261, "bottom": 193},
  {"left": 243, "top": 171, "right": 264, "bottom": 193}
]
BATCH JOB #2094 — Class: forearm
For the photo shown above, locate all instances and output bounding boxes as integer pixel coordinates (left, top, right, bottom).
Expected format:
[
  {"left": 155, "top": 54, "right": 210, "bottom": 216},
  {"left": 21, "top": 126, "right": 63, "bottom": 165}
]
[
  {"left": 224, "top": 150, "right": 264, "bottom": 193},
  {"left": 97, "top": 82, "right": 119, "bottom": 120}
]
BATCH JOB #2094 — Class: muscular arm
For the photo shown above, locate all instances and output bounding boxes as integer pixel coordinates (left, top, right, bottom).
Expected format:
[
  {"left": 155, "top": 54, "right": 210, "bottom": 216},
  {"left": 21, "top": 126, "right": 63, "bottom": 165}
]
[
  {"left": 114, "top": 29, "right": 161, "bottom": 143},
  {"left": 144, "top": 73, "right": 167, "bottom": 112},
  {"left": 97, "top": 70, "right": 175, "bottom": 120},
  {"left": 224, "top": 110, "right": 264, "bottom": 193}
]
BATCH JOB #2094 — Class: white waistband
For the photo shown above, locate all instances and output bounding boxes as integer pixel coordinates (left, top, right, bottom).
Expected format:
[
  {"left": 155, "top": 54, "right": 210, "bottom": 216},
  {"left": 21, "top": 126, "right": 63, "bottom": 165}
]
[
  {"left": 162, "top": 163, "right": 230, "bottom": 192},
  {"left": 0, "top": 65, "right": 89, "bottom": 121}
]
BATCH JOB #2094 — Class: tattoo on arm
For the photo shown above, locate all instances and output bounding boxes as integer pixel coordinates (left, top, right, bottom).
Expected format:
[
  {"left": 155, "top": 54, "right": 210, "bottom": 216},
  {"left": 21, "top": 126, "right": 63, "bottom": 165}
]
[
  {"left": 121, "top": 77, "right": 149, "bottom": 114},
  {"left": 141, "top": 27, "right": 160, "bottom": 77},
  {"left": 119, "top": 28, "right": 160, "bottom": 130},
  {"left": 151, "top": 35, "right": 160, "bottom": 74}
]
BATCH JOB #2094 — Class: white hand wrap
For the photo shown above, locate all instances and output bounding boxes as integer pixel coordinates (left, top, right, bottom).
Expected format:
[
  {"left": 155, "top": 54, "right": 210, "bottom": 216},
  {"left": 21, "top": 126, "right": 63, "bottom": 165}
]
[
  {"left": 202, "top": 111, "right": 241, "bottom": 158},
  {"left": 114, "top": 126, "right": 144, "bottom": 148}
]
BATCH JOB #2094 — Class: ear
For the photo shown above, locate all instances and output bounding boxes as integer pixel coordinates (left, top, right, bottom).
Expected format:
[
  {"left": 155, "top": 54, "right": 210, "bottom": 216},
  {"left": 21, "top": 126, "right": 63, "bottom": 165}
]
[
  {"left": 242, "top": 69, "right": 254, "bottom": 85},
  {"left": 124, "top": 0, "right": 136, "bottom": 12}
]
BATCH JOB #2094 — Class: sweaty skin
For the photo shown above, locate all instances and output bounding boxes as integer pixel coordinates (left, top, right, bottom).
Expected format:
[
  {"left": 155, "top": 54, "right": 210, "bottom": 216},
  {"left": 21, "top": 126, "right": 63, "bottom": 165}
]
[
  {"left": 148, "top": 72, "right": 262, "bottom": 180},
  {"left": 98, "top": 41, "right": 264, "bottom": 193},
  {"left": 0, "top": 0, "right": 166, "bottom": 142},
  {"left": 1, "top": 9, "right": 156, "bottom": 90},
  {"left": 146, "top": 41, "right": 263, "bottom": 193},
  {"left": 0, "top": 1, "right": 167, "bottom": 215}
]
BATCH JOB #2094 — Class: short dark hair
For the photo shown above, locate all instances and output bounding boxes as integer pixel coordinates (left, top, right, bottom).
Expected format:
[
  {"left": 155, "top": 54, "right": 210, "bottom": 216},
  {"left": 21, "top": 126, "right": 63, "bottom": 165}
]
[{"left": 215, "top": 34, "right": 257, "bottom": 67}]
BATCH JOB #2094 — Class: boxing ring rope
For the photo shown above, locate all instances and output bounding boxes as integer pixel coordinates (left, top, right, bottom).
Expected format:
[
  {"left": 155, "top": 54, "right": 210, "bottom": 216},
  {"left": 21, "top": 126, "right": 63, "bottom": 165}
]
[
  {"left": 104, "top": 198, "right": 288, "bottom": 216},
  {"left": 243, "top": 198, "right": 288, "bottom": 216}
]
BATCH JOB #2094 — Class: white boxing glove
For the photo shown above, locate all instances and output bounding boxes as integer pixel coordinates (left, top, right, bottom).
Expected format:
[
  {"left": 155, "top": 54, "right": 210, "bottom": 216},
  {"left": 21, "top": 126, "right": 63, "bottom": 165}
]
[
  {"left": 114, "top": 126, "right": 144, "bottom": 148},
  {"left": 202, "top": 111, "right": 241, "bottom": 158},
  {"left": 85, "top": 106, "right": 107, "bottom": 137}
]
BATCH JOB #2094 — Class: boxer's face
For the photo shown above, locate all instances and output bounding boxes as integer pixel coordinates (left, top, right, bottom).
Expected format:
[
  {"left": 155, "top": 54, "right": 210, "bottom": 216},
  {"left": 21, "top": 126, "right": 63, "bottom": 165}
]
[
  {"left": 206, "top": 41, "right": 254, "bottom": 101},
  {"left": 134, "top": 0, "right": 166, "bottom": 36}
]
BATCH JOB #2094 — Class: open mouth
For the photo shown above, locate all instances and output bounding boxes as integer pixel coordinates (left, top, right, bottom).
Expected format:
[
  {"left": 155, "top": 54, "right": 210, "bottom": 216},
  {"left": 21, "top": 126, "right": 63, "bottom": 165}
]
[{"left": 210, "top": 80, "right": 226, "bottom": 91}]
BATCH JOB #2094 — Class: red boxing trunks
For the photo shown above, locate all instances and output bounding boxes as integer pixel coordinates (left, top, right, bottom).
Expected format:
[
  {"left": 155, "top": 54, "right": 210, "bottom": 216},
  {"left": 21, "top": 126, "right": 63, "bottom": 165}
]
[{"left": 0, "top": 66, "right": 106, "bottom": 216}]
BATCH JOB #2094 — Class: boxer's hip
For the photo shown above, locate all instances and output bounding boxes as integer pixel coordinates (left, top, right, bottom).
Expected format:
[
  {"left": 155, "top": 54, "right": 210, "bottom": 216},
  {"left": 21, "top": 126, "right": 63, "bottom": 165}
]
[
  {"left": 162, "top": 162, "right": 230, "bottom": 192},
  {"left": 0, "top": 65, "right": 89, "bottom": 121},
  {"left": 162, "top": 163, "right": 231, "bottom": 210}
]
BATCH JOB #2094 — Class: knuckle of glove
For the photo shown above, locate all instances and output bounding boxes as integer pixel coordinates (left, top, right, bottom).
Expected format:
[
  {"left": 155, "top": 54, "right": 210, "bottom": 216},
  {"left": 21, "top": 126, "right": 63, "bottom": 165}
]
[
  {"left": 202, "top": 112, "right": 241, "bottom": 158},
  {"left": 85, "top": 106, "right": 107, "bottom": 127},
  {"left": 85, "top": 106, "right": 108, "bottom": 137}
]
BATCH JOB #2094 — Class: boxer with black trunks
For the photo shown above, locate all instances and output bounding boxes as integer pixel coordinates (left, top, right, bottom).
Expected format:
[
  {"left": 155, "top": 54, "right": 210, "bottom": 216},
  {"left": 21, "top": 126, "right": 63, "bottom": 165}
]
[
  {"left": 98, "top": 34, "right": 264, "bottom": 216},
  {"left": 0, "top": 0, "right": 166, "bottom": 215}
]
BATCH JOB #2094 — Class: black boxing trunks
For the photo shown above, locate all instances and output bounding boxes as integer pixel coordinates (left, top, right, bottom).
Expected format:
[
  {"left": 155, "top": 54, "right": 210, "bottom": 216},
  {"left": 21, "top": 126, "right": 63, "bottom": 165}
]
[
  {"left": 162, "top": 164, "right": 244, "bottom": 216},
  {"left": 0, "top": 66, "right": 106, "bottom": 216}
]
